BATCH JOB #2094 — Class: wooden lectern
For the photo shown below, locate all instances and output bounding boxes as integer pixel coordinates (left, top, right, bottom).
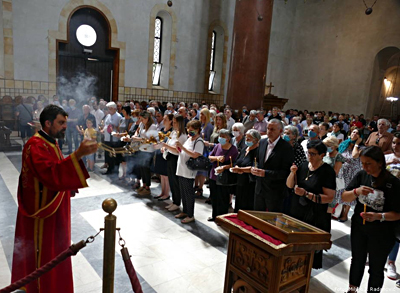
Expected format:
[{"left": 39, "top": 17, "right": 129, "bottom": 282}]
[{"left": 216, "top": 211, "right": 331, "bottom": 293}]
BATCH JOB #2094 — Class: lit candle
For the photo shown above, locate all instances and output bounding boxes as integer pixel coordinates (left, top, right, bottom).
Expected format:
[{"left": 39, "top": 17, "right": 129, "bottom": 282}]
[
  {"left": 363, "top": 204, "right": 366, "bottom": 225},
  {"left": 254, "top": 157, "right": 258, "bottom": 168},
  {"left": 230, "top": 156, "right": 233, "bottom": 167}
]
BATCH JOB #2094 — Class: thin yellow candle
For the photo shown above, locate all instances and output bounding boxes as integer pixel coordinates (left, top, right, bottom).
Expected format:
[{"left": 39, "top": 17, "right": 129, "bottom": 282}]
[
  {"left": 230, "top": 156, "right": 233, "bottom": 167},
  {"left": 363, "top": 204, "right": 366, "bottom": 225},
  {"left": 254, "top": 157, "right": 257, "bottom": 168}
]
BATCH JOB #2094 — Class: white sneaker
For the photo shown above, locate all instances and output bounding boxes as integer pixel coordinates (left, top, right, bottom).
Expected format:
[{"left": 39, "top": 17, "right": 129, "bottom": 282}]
[
  {"left": 168, "top": 204, "right": 180, "bottom": 212},
  {"left": 387, "top": 262, "right": 397, "bottom": 280}
]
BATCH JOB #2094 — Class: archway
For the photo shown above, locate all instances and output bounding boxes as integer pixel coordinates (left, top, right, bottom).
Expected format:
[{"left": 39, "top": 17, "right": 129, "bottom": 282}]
[
  {"left": 57, "top": 7, "right": 118, "bottom": 102},
  {"left": 367, "top": 47, "right": 400, "bottom": 119}
]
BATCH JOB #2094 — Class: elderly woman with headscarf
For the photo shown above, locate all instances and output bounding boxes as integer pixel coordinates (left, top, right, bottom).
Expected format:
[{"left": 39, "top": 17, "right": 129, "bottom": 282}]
[{"left": 230, "top": 129, "right": 261, "bottom": 212}]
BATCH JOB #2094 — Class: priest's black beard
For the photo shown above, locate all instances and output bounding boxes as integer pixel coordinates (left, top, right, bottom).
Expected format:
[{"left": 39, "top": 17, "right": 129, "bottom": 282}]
[{"left": 51, "top": 129, "right": 65, "bottom": 139}]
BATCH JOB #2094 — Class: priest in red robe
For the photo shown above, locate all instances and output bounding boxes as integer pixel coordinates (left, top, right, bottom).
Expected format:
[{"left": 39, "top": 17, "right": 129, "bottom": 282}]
[{"left": 11, "top": 104, "right": 98, "bottom": 293}]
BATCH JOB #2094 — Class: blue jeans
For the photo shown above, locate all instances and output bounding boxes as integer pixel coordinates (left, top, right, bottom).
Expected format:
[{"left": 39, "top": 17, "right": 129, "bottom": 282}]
[
  {"left": 389, "top": 241, "right": 399, "bottom": 262},
  {"left": 66, "top": 126, "right": 79, "bottom": 153}
]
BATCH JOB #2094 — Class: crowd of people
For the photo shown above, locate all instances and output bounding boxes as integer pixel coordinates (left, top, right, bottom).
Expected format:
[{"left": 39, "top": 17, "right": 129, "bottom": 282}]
[{"left": 15, "top": 95, "right": 400, "bottom": 292}]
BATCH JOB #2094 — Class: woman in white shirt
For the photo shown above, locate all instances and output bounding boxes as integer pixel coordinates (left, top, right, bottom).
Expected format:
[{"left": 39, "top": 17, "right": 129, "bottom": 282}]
[
  {"left": 327, "top": 122, "right": 344, "bottom": 144},
  {"left": 162, "top": 115, "right": 187, "bottom": 212},
  {"left": 131, "top": 111, "right": 157, "bottom": 196},
  {"left": 384, "top": 132, "right": 400, "bottom": 281},
  {"left": 174, "top": 120, "right": 204, "bottom": 224}
]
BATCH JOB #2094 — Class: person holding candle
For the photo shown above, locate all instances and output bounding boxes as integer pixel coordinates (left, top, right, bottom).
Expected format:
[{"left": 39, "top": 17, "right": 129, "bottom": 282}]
[
  {"left": 208, "top": 129, "right": 238, "bottom": 221},
  {"left": 252, "top": 119, "right": 294, "bottom": 213},
  {"left": 286, "top": 140, "right": 336, "bottom": 269},
  {"left": 162, "top": 115, "right": 187, "bottom": 212},
  {"left": 342, "top": 146, "right": 400, "bottom": 292},
  {"left": 384, "top": 132, "right": 400, "bottom": 281},
  {"left": 230, "top": 129, "right": 261, "bottom": 212},
  {"left": 174, "top": 120, "right": 204, "bottom": 224},
  {"left": 194, "top": 108, "right": 213, "bottom": 197}
]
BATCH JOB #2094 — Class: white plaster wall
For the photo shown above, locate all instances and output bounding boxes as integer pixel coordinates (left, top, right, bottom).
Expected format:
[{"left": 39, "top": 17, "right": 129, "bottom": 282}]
[
  {"left": 268, "top": 0, "right": 400, "bottom": 116},
  {"left": 11, "top": 0, "right": 235, "bottom": 95},
  {"left": 0, "top": 2, "right": 5, "bottom": 78},
  {"left": 266, "top": 0, "right": 297, "bottom": 99},
  {"left": 13, "top": 0, "right": 65, "bottom": 81}
]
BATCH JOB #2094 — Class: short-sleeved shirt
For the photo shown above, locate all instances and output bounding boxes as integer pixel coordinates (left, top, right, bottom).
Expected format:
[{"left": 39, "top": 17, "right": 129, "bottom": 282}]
[
  {"left": 201, "top": 123, "right": 213, "bottom": 141},
  {"left": 66, "top": 107, "right": 82, "bottom": 128},
  {"left": 328, "top": 132, "right": 344, "bottom": 142},
  {"left": 176, "top": 137, "right": 205, "bottom": 179},
  {"left": 323, "top": 152, "right": 345, "bottom": 170},
  {"left": 77, "top": 113, "right": 97, "bottom": 130},
  {"left": 385, "top": 153, "right": 400, "bottom": 178},
  {"left": 209, "top": 143, "right": 239, "bottom": 180},
  {"left": 365, "top": 131, "right": 393, "bottom": 153},
  {"left": 253, "top": 120, "right": 268, "bottom": 134},
  {"left": 290, "top": 162, "right": 336, "bottom": 231},
  {"left": 165, "top": 130, "right": 187, "bottom": 156},
  {"left": 84, "top": 128, "right": 97, "bottom": 140},
  {"left": 345, "top": 170, "right": 400, "bottom": 225},
  {"left": 16, "top": 104, "right": 33, "bottom": 125},
  {"left": 104, "top": 113, "right": 122, "bottom": 142}
]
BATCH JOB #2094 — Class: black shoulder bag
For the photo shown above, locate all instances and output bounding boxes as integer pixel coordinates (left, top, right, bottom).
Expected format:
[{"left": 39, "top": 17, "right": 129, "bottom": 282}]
[{"left": 186, "top": 138, "right": 212, "bottom": 171}]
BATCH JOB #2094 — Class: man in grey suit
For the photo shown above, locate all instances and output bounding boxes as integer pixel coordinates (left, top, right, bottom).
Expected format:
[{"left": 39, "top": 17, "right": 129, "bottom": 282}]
[{"left": 251, "top": 119, "right": 294, "bottom": 212}]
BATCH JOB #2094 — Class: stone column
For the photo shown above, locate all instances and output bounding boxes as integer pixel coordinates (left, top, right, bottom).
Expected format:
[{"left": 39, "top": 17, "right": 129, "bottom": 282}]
[{"left": 226, "top": 0, "right": 274, "bottom": 110}]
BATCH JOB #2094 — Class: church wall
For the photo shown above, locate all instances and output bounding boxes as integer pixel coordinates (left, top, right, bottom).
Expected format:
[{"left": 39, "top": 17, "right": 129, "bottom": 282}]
[
  {"left": 267, "top": 0, "right": 400, "bottom": 117},
  {"left": 266, "top": 0, "right": 297, "bottom": 99},
  {"left": 1, "top": 0, "right": 235, "bottom": 106},
  {"left": 0, "top": 1, "right": 5, "bottom": 78}
]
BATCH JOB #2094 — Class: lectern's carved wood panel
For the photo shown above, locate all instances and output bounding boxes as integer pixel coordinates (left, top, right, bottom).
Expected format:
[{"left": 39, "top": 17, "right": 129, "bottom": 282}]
[
  {"left": 279, "top": 255, "right": 308, "bottom": 285},
  {"left": 231, "top": 237, "right": 271, "bottom": 286}
]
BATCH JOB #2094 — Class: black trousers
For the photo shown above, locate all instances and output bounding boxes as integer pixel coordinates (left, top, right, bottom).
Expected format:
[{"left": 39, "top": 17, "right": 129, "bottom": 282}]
[
  {"left": 254, "top": 191, "right": 284, "bottom": 213},
  {"left": 105, "top": 141, "right": 121, "bottom": 174},
  {"left": 209, "top": 179, "right": 230, "bottom": 219},
  {"left": 167, "top": 154, "right": 180, "bottom": 206},
  {"left": 138, "top": 151, "right": 153, "bottom": 186},
  {"left": 234, "top": 183, "right": 255, "bottom": 213},
  {"left": 178, "top": 176, "right": 195, "bottom": 217},
  {"left": 349, "top": 220, "right": 395, "bottom": 292}
]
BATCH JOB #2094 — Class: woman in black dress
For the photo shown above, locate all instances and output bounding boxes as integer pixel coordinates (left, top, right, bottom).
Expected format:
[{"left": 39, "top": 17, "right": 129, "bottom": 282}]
[
  {"left": 342, "top": 146, "right": 400, "bottom": 293},
  {"left": 230, "top": 129, "right": 261, "bottom": 212},
  {"left": 286, "top": 140, "right": 336, "bottom": 269}
]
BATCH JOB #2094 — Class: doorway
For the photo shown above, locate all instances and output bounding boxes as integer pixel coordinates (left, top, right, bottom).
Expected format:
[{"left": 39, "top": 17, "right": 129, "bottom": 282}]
[{"left": 57, "top": 7, "right": 118, "bottom": 102}]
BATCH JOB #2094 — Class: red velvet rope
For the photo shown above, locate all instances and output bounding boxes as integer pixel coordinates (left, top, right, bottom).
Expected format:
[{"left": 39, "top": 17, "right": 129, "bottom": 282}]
[
  {"left": 121, "top": 247, "right": 143, "bottom": 293},
  {"left": 0, "top": 240, "right": 86, "bottom": 293}
]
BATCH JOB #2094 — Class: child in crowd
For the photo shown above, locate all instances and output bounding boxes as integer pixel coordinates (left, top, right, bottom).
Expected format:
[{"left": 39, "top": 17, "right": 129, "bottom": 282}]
[{"left": 84, "top": 118, "right": 97, "bottom": 171}]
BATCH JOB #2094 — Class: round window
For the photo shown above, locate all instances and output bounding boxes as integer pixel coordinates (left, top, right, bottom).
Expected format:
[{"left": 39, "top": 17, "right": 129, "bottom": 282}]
[{"left": 76, "top": 24, "right": 97, "bottom": 47}]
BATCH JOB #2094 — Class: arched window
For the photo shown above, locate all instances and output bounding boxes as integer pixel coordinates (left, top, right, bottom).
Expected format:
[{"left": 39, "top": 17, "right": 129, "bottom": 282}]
[
  {"left": 205, "top": 24, "right": 227, "bottom": 95},
  {"left": 208, "top": 31, "right": 217, "bottom": 91},
  {"left": 152, "top": 17, "right": 163, "bottom": 85}
]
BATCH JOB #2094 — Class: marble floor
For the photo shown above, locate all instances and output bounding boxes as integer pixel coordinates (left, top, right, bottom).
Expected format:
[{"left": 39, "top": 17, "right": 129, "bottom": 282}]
[{"left": 1, "top": 135, "right": 400, "bottom": 292}]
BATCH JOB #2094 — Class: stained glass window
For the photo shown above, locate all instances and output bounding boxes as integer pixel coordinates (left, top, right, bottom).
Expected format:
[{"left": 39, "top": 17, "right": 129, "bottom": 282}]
[
  {"left": 209, "top": 31, "right": 217, "bottom": 91},
  {"left": 153, "top": 17, "right": 163, "bottom": 85}
]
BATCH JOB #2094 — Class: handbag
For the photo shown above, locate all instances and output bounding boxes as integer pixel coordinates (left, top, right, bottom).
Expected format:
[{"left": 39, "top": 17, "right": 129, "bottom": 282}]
[
  {"left": 216, "top": 169, "right": 237, "bottom": 186},
  {"left": 336, "top": 177, "right": 345, "bottom": 190},
  {"left": 186, "top": 138, "right": 212, "bottom": 171}
]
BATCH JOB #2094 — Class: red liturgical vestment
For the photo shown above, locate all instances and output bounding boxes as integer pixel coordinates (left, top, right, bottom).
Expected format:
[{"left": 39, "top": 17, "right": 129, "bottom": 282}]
[{"left": 11, "top": 131, "right": 89, "bottom": 293}]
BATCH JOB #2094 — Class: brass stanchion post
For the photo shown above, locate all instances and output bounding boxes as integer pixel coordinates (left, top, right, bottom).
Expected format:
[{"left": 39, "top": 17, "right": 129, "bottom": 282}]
[{"left": 102, "top": 198, "right": 117, "bottom": 293}]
